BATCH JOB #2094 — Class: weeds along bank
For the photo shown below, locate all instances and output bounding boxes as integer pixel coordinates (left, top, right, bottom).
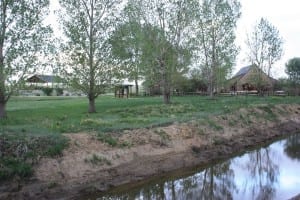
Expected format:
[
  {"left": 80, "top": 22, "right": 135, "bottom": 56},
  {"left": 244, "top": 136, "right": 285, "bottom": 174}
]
[
  {"left": 0, "top": 101, "right": 300, "bottom": 199},
  {"left": 0, "top": 96, "right": 299, "bottom": 181}
]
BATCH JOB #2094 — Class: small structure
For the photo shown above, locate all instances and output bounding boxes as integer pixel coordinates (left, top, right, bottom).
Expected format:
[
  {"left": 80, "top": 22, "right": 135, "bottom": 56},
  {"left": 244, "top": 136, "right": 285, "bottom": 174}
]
[
  {"left": 26, "top": 74, "right": 64, "bottom": 88},
  {"left": 21, "top": 74, "right": 65, "bottom": 96},
  {"left": 228, "top": 64, "right": 276, "bottom": 93},
  {"left": 114, "top": 84, "right": 133, "bottom": 98}
]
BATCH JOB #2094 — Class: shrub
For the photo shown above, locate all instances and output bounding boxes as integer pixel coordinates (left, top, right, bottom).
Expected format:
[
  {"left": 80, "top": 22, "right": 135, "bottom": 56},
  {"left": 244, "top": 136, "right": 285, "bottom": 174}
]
[
  {"left": 0, "top": 134, "right": 68, "bottom": 181},
  {"left": 0, "top": 158, "right": 32, "bottom": 180},
  {"left": 97, "top": 133, "right": 118, "bottom": 147},
  {"left": 55, "top": 88, "right": 64, "bottom": 96},
  {"left": 41, "top": 87, "right": 53, "bottom": 96}
]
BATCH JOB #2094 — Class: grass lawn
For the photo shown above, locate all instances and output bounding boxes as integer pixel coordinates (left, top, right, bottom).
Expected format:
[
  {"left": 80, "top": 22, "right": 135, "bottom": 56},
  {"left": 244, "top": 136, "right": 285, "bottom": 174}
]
[
  {"left": 0, "top": 95, "right": 300, "bottom": 180},
  {"left": 2, "top": 95, "right": 300, "bottom": 134}
]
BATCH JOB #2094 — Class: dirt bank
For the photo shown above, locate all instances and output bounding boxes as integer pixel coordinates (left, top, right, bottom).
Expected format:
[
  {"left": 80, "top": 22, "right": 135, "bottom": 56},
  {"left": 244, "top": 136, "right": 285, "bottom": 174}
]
[{"left": 1, "top": 104, "right": 300, "bottom": 200}]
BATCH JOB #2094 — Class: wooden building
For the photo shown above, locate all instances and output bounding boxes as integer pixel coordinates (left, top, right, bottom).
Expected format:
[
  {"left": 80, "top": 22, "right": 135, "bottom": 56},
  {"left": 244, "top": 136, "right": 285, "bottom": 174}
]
[
  {"left": 26, "top": 74, "right": 64, "bottom": 88},
  {"left": 114, "top": 84, "right": 133, "bottom": 98},
  {"left": 228, "top": 65, "right": 276, "bottom": 92}
]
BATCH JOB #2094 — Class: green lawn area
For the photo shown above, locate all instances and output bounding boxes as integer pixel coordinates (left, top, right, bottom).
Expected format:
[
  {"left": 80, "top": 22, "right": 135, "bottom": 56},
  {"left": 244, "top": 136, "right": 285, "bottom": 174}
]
[
  {"left": 0, "top": 95, "right": 299, "bottom": 180},
  {"left": 2, "top": 95, "right": 300, "bottom": 134}
]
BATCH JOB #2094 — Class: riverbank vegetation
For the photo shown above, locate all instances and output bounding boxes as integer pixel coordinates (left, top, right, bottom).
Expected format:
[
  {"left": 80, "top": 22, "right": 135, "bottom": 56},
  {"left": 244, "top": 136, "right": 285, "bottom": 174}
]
[{"left": 1, "top": 95, "right": 300, "bottom": 181}]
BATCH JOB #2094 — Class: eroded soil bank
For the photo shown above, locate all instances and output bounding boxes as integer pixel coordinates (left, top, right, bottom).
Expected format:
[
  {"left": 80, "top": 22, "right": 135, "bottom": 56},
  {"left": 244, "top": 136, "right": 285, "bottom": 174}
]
[{"left": 1, "top": 104, "right": 300, "bottom": 200}]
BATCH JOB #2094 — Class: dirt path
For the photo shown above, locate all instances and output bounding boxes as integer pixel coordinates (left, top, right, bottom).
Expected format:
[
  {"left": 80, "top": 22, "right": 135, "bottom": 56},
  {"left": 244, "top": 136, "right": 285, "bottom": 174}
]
[{"left": 1, "top": 104, "right": 300, "bottom": 200}]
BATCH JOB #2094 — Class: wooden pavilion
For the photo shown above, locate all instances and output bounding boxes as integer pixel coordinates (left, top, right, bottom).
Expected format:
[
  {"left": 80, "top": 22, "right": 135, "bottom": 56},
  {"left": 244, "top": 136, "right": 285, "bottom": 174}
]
[{"left": 114, "top": 84, "right": 133, "bottom": 98}]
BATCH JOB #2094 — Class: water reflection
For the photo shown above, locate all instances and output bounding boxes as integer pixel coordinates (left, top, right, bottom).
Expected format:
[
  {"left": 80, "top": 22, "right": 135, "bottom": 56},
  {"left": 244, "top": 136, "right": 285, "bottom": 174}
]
[
  {"left": 242, "top": 148, "right": 279, "bottom": 200},
  {"left": 285, "top": 134, "right": 300, "bottom": 161},
  {"left": 96, "top": 134, "right": 300, "bottom": 200}
]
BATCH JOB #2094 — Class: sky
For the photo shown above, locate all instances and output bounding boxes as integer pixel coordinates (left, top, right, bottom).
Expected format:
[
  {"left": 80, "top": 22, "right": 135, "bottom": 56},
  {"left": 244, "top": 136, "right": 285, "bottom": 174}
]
[
  {"left": 235, "top": 0, "right": 300, "bottom": 78},
  {"left": 46, "top": 0, "right": 300, "bottom": 78}
]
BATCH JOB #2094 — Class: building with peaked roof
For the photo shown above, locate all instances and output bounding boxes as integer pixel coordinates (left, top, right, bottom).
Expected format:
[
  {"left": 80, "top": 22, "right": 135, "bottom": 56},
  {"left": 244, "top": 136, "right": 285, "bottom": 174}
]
[
  {"left": 26, "top": 75, "right": 63, "bottom": 84},
  {"left": 228, "top": 64, "right": 276, "bottom": 92}
]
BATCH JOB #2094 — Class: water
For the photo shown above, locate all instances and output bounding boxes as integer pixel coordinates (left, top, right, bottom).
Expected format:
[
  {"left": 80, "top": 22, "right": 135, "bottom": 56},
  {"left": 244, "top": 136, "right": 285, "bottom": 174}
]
[{"left": 93, "top": 134, "right": 300, "bottom": 200}]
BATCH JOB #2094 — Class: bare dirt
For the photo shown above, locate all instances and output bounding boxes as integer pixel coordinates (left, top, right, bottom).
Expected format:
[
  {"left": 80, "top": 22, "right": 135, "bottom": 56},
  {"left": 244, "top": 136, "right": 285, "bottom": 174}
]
[{"left": 1, "top": 104, "right": 300, "bottom": 200}]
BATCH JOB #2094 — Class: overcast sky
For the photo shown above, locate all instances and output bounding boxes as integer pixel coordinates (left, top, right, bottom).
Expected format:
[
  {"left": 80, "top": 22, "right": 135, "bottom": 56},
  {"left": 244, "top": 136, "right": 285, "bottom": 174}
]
[
  {"left": 236, "top": 0, "right": 300, "bottom": 78},
  {"left": 47, "top": 0, "right": 300, "bottom": 78}
]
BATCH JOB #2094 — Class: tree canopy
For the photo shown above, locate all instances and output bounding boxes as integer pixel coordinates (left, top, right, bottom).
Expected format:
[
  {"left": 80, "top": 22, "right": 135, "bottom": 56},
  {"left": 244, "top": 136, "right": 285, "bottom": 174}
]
[
  {"left": 285, "top": 57, "right": 300, "bottom": 85},
  {"left": 246, "top": 18, "right": 283, "bottom": 77},
  {"left": 115, "top": 0, "right": 195, "bottom": 104},
  {"left": 58, "top": 0, "right": 121, "bottom": 113},
  {"left": 0, "top": 0, "right": 52, "bottom": 118},
  {"left": 193, "top": 0, "right": 241, "bottom": 97},
  {"left": 109, "top": 14, "right": 144, "bottom": 95}
]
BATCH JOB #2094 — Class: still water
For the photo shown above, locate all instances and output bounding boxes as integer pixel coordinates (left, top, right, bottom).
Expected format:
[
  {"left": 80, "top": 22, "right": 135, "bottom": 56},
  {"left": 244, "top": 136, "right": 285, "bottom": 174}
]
[{"left": 94, "top": 134, "right": 300, "bottom": 200}]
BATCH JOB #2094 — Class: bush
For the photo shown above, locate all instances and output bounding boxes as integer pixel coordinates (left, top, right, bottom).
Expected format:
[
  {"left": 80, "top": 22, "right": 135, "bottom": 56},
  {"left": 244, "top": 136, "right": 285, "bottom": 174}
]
[
  {"left": 41, "top": 87, "right": 53, "bottom": 96},
  {"left": 97, "top": 133, "right": 118, "bottom": 147},
  {"left": 55, "top": 88, "right": 64, "bottom": 96},
  {"left": 0, "top": 158, "right": 33, "bottom": 180},
  {"left": 0, "top": 134, "right": 68, "bottom": 181}
]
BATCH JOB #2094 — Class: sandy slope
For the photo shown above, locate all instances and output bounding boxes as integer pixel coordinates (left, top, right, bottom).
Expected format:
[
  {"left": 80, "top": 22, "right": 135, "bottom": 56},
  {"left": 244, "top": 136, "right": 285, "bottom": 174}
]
[{"left": 1, "top": 104, "right": 300, "bottom": 200}]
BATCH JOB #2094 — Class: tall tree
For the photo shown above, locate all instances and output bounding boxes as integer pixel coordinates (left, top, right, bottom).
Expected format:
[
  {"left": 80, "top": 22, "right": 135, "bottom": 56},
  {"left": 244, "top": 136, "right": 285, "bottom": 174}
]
[
  {"left": 0, "top": 0, "right": 52, "bottom": 119},
  {"left": 140, "top": 23, "right": 191, "bottom": 99},
  {"left": 125, "top": 0, "right": 194, "bottom": 104},
  {"left": 246, "top": 18, "right": 284, "bottom": 77},
  {"left": 285, "top": 57, "right": 300, "bottom": 85},
  {"left": 194, "top": 0, "right": 241, "bottom": 97},
  {"left": 58, "top": 0, "right": 120, "bottom": 113},
  {"left": 110, "top": 21, "right": 143, "bottom": 95}
]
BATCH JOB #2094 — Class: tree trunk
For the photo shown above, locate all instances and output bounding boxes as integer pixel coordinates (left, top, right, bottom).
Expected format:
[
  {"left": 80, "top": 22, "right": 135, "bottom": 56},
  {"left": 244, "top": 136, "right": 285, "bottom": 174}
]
[
  {"left": 0, "top": 101, "right": 6, "bottom": 119},
  {"left": 135, "top": 79, "right": 139, "bottom": 96},
  {"left": 209, "top": 167, "right": 214, "bottom": 200},
  {"left": 161, "top": 60, "right": 171, "bottom": 104},
  {"left": 163, "top": 90, "right": 170, "bottom": 104},
  {"left": 162, "top": 76, "right": 171, "bottom": 104},
  {"left": 210, "top": 25, "right": 216, "bottom": 99},
  {"left": 88, "top": 98, "right": 96, "bottom": 113},
  {"left": 0, "top": 30, "right": 6, "bottom": 119},
  {"left": 209, "top": 76, "right": 214, "bottom": 98}
]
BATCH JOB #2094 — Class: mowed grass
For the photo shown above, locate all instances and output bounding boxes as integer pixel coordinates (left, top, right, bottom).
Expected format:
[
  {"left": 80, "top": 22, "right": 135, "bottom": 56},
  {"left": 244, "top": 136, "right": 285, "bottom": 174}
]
[
  {"left": 2, "top": 95, "right": 300, "bottom": 134},
  {"left": 0, "top": 95, "right": 299, "bottom": 181}
]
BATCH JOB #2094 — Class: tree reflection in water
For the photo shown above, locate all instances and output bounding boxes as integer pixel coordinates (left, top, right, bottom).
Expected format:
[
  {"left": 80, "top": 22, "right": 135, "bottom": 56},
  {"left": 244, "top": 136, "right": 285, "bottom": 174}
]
[
  {"left": 243, "top": 147, "right": 279, "bottom": 200},
  {"left": 95, "top": 135, "right": 300, "bottom": 200},
  {"left": 97, "top": 161, "right": 236, "bottom": 200},
  {"left": 284, "top": 134, "right": 300, "bottom": 161}
]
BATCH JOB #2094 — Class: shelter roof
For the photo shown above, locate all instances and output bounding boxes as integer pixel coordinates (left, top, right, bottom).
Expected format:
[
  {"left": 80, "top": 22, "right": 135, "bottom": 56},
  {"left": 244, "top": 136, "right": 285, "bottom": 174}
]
[
  {"left": 233, "top": 65, "right": 252, "bottom": 78},
  {"left": 27, "top": 75, "right": 63, "bottom": 83}
]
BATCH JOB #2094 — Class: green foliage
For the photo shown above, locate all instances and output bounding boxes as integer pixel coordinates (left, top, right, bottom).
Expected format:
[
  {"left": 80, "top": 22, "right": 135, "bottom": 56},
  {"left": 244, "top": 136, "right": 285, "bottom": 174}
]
[
  {"left": 257, "top": 105, "right": 277, "bottom": 121},
  {"left": 80, "top": 118, "right": 113, "bottom": 128},
  {"left": 207, "top": 119, "right": 224, "bottom": 131},
  {"left": 42, "top": 88, "right": 53, "bottom": 96},
  {"left": 97, "top": 133, "right": 118, "bottom": 147},
  {"left": 0, "top": 133, "right": 68, "bottom": 181},
  {"left": 239, "top": 114, "right": 252, "bottom": 125},
  {"left": 109, "top": 21, "right": 143, "bottom": 88},
  {"left": 246, "top": 18, "right": 284, "bottom": 76},
  {"left": 107, "top": 103, "right": 196, "bottom": 118},
  {"left": 0, "top": 0, "right": 53, "bottom": 118},
  {"left": 285, "top": 57, "right": 300, "bottom": 89},
  {"left": 194, "top": 0, "right": 241, "bottom": 96},
  {"left": 58, "top": 0, "right": 121, "bottom": 113},
  {"left": 0, "top": 158, "right": 32, "bottom": 180},
  {"left": 1, "top": 95, "right": 299, "bottom": 181},
  {"left": 2, "top": 96, "right": 299, "bottom": 135},
  {"left": 44, "top": 136, "right": 69, "bottom": 157},
  {"left": 55, "top": 88, "right": 64, "bottom": 96},
  {"left": 118, "top": 0, "right": 194, "bottom": 104}
]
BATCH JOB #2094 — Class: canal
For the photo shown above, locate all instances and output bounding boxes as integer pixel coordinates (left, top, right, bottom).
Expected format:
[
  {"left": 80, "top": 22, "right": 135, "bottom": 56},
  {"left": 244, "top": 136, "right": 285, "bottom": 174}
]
[{"left": 89, "top": 134, "right": 300, "bottom": 200}]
